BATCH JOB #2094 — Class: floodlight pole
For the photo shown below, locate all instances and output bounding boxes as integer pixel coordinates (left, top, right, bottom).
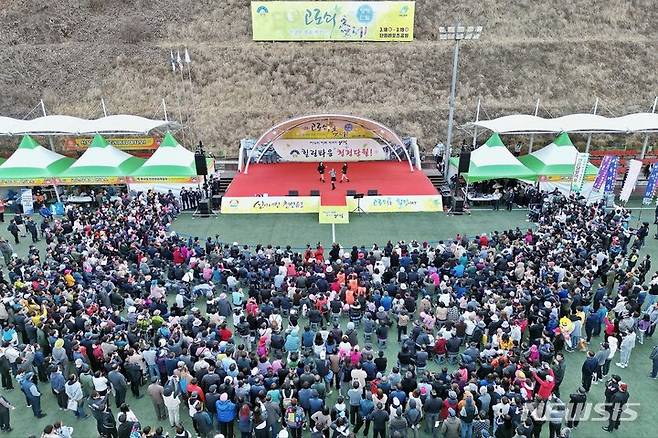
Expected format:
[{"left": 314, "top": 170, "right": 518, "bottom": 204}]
[
  {"left": 528, "top": 98, "right": 540, "bottom": 153},
  {"left": 585, "top": 97, "right": 598, "bottom": 153},
  {"left": 444, "top": 39, "right": 460, "bottom": 177},
  {"left": 471, "top": 98, "right": 481, "bottom": 148},
  {"left": 640, "top": 96, "right": 658, "bottom": 159}
]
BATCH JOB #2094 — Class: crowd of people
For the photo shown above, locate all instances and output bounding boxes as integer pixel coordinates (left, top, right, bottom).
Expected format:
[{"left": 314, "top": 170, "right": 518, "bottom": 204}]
[{"left": 0, "top": 189, "right": 656, "bottom": 438}]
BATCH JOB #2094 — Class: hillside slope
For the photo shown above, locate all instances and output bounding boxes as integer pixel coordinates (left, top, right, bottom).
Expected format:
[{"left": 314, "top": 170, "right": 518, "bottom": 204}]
[{"left": 0, "top": 0, "right": 656, "bottom": 155}]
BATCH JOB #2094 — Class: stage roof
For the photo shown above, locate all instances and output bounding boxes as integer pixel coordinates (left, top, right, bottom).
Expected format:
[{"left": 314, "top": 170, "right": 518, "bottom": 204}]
[
  {"left": 0, "top": 115, "right": 179, "bottom": 136},
  {"left": 466, "top": 112, "right": 658, "bottom": 134}
]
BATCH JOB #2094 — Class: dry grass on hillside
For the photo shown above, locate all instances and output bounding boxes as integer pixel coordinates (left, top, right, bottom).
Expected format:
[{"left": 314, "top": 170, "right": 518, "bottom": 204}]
[{"left": 0, "top": 0, "right": 656, "bottom": 155}]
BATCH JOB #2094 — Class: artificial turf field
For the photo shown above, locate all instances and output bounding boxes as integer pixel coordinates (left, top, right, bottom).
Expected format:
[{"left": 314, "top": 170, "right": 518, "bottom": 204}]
[{"left": 2, "top": 206, "right": 658, "bottom": 437}]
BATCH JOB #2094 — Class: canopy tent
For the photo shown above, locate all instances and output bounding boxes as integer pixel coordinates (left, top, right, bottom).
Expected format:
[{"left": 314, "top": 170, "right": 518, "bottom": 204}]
[
  {"left": 0, "top": 135, "right": 74, "bottom": 185},
  {"left": 0, "top": 115, "right": 179, "bottom": 136},
  {"left": 130, "top": 132, "right": 196, "bottom": 178},
  {"left": 450, "top": 133, "right": 535, "bottom": 182},
  {"left": 518, "top": 132, "right": 598, "bottom": 179},
  {"left": 466, "top": 112, "right": 658, "bottom": 134},
  {"left": 58, "top": 134, "right": 144, "bottom": 183}
]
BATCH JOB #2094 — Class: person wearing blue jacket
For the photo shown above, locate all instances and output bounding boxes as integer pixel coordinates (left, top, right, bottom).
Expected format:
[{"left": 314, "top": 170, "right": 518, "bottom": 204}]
[
  {"left": 215, "top": 392, "right": 236, "bottom": 438},
  {"left": 285, "top": 328, "right": 301, "bottom": 357},
  {"left": 49, "top": 366, "right": 67, "bottom": 410},
  {"left": 355, "top": 391, "right": 374, "bottom": 435}
]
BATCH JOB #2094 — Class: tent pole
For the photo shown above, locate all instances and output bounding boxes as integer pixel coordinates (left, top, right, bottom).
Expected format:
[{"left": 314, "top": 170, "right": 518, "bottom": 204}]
[
  {"left": 529, "top": 98, "right": 540, "bottom": 153},
  {"left": 52, "top": 185, "right": 61, "bottom": 203},
  {"left": 40, "top": 99, "right": 55, "bottom": 152},
  {"left": 585, "top": 97, "right": 598, "bottom": 154},
  {"left": 471, "top": 98, "right": 481, "bottom": 149},
  {"left": 640, "top": 96, "right": 658, "bottom": 159}
]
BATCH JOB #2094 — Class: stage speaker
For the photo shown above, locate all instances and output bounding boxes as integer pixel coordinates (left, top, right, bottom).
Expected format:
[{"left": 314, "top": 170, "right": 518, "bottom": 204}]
[
  {"left": 195, "top": 152, "right": 208, "bottom": 176},
  {"left": 310, "top": 190, "right": 320, "bottom": 196},
  {"left": 367, "top": 189, "right": 378, "bottom": 196},
  {"left": 458, "top": 151, "right": 471, "bottom": 173},
  {"left": 288, "top": 190, "right": 299, "bottom": 196},
  {"left": 197, "top": 198, "right": 211, "bottom": 216},
  {"left": 346, "top": 190, "right": 357, "bottom": 196},
  {"left": 211, "top": 195, "right": 222, "bottom": 209},
  {"left": 453, "top": 197, "right": 465, "bottom": 213}
]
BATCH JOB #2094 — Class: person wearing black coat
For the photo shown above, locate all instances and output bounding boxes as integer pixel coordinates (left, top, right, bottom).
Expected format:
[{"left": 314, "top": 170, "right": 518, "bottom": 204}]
[
  {"left": 602, "top": 382, "right": 630, "bottom": 432},
  {"left": 125, "top": 361, "right": 143, "bottom": 398},
  {"left": 566, "top": 387, "right": 587, "bottom": 428}
]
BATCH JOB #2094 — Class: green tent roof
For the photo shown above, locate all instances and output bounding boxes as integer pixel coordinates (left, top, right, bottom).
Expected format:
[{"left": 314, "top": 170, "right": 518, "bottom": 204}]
[
  {"left": 0, "top": 135, "right": 74, "bottom": 179},
  {"left": 518, "top": 132, "right": 598, "bottom": 179},
  {"left": 60, "top": 134, "right": 145, "bottom": 177},
  {"left": 131, "top": 132, "right": 198, "bottom": 177}
]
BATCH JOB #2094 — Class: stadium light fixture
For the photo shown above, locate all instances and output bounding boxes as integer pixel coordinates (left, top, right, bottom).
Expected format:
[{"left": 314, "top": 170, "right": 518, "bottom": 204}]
[{"left": 439, "top": 23, "right": 483, "bottom": 177}]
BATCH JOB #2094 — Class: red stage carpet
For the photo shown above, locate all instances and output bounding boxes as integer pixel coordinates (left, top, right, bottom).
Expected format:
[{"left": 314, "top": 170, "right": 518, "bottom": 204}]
[{"left": 227, "top": 161, "right": 437, "bottom": 205}]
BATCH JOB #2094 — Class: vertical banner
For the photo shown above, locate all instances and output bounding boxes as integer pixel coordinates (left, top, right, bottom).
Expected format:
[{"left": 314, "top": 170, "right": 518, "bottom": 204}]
[
  {"left": 604, "top": 156, "right": 619, "bottom": 194},
  {"left": 643, "top": 163, "right": 658, "bottom": 205},
  {"left": 619, "top": 159, "right": 642, "bottom": 202},
  {"left": 570, "top": 152, "right": 589, "bottom": 193},
  {"left": 20, "top": 189, "right": 34, "bottom": 214},
  {"left": 592, "top": 156, "right": 612, "bottom": 191}
]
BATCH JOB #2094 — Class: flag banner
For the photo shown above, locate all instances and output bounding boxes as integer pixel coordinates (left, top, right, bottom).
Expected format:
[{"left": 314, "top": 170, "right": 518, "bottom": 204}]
[
  {"left": 619, "top": 159, "right": 642, "bottom": 202},
  {"left": 251, "top": 1, "right": 415, "bottom": 41},
  {"left": 570, "top": 152, "right": 589, "bottom": 193},
  {"left": 184, "top": 48, "right": 191, "bottom": 64},
  {"left": 604, "top": 156, "right": 619, "bottom": 194},
  {"left": 643, "top": 164, "right": 658, "bottom": 205},
  {"left": 592, "top": 155, "right": 612, "bottom": 191},
  {"left": 170, "top": 50, "right": 176, "bottom": 72}
]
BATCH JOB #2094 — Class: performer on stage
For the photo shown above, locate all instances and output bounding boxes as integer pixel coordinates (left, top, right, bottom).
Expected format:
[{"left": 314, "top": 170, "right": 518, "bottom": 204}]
[
  {"left": 317, "top": 161, "right": 326, "bottom": 182},
  {"left": 330, "top": 168, "right": 337, "bottom": 190},
  {"left": 341, "top": 162, "right": 349, "bottom": 182}
]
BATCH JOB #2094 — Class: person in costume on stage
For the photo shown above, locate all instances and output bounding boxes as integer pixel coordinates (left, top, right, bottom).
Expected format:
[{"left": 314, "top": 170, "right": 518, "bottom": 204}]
[
  {"left": 341, "top": 162, "right": 349, "bottom": 182},
  {"left": 330, "top": 168, "right": 337, "bottom": 190},
  {"left": 318, "top": 162, "right": 326, "bottom": 182}
]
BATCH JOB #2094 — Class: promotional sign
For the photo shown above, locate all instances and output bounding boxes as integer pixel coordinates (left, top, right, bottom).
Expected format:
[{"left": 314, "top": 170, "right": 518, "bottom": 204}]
[
  {"left": 126, "top": 176, "right": 201, "bottom": 184},
  {"left": 281, "top": 120, "right": 377, "bottom": 140},
  {"left": 619, "top": 159, "right": 643, "bottom": 203},
  {"left": 570, "top": 152, "right": 590, "bottom": 193},
  {"left": 592, "top": 155, "right": 612, "bottom": 191},
  {"left": 272, "top": 138, "right": 388, "bottom": 162},
  {"left": 54, "top": 176, "right": 126, "bottom": 186},
  {"left": 20, "top": 189, "right": 34, "bottom": 214},
  {"left": 251, "top": 1, "right": 415, "bottom": 41},
  {"left": 0, "top": 178, "right": 53, "bottom": 187},
  {"left": 318, "top": 205, "right": 350, "bottom": 223},
  {"left": 63, "top": 136, "right": 159, "bottom": 152},
  {"left": 604, "top": 156, "right": 619, "bottom": 194},
  {"left": 346, "top": 194, "right": 443, "bottom": 213},
  {"left": 643, "top": 164, "right": 658, "bottom": 205},
  {"left": 221, "top": 196, "right": 320, "bottom": 213}
]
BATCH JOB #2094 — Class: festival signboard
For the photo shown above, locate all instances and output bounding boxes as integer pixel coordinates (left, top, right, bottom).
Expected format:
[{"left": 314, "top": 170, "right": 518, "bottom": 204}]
[
  {"left": 63, "top": 136, "right": 159, "bottom": 152},
  {"left": 251, "top": 1, "right": 415, "bottom": 41},
  {"left": 272, "top": 138, "right": 388, "bottom": 162},
  {"left": 318, "top": 205, "right": 350, "bottom": 223},
  {"left": 221, "top": 196, "right": 320, "bottom": 214}
]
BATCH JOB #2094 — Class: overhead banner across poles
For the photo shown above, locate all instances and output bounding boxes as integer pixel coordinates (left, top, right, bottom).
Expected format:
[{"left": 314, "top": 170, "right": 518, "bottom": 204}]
[
  {"left": 250, "top": 1, "right": 415, "bottom": 41},
  {"left": 272, "top": 139, "right": 388, "bottom": 162}
]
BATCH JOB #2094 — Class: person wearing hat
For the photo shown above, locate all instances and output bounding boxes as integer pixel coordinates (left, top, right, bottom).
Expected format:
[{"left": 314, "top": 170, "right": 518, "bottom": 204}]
[
  {"left": 603, "top": 382, "right": 630, "bottom": 432},
  {"left": 440, "top": 407, "right": 461, "bottom": 438}
]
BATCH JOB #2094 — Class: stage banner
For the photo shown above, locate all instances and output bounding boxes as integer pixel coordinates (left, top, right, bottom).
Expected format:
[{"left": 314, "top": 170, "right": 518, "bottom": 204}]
[
  {"left": 643, "top": 164, "right": 658, "bottom": 205},
  {"left": 20, "top": 189, "right": 34, "bottom": 214},
  {"left": 64, "top": 136, "right": 159, "bottom": 152},
  {"left": 221, "top": 196, "right": 320, "bottom": 213},
  {"left": 319, "top": 205, "right": 349, "bottom": 223},
  {"left": 126, "top": 176, "right": 201, "bottom": 184},
  {"left": 272, "top": 139, "right": 388, "bottom": 162},
  {"left": 347, "top": 195, "right": 443, "bottom": 213},
  {"left": 592, "top": 155, "right": 612, "bottom": 191},
  {"left": 604, "top": 156, "right": 619, "bottom": 194},
  {"left": 619, "top": 159, "right": 642, "bottom": 203},
  {"left": 281, "top": 120, "right": 377, "bottom": 140},
  {"left": 570, "top": 152, "right": 589, "bottom": 193},
  {"left": 251, "top": 1, "right": 415, "bottom": 41},
  {"left": 0, "top": 178, "right": 53, "bottom": 187}
]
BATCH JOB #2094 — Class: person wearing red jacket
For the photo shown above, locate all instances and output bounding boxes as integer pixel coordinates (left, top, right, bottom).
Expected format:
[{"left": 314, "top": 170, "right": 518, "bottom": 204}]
[{"left": 532, "top": 366, "right": 555, "bottom": 400}]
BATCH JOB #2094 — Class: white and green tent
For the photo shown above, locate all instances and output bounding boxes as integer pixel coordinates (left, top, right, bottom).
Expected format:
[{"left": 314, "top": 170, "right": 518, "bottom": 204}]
[
  {"left": 130, "top": 132, "right": 195, "bottom": 177},
  {"left": 59, "top": 134, "right": 144, "bottom": 179},
  {"left": 518, "top": 132, "right": 598, "bottom": 179},
  {"left": 0, "top": 135, "right": 74, "bottom": 182},
  {"left": 450, "top": 133, "right": 535, "bottom": 182}
]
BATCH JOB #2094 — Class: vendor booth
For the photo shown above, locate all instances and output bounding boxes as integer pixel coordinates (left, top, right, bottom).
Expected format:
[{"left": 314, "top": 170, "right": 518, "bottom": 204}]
[
  {"left": 56, "top": 134, "right": 144, "bottom": 185},
  {"left": 127, "top": 132, "right": 202, "bottom": 195}
]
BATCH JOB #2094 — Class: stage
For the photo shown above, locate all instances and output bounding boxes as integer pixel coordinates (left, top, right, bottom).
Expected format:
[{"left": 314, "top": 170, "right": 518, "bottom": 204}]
[{"left": 221, "top": 161, "right": 443, "bottom": 216}]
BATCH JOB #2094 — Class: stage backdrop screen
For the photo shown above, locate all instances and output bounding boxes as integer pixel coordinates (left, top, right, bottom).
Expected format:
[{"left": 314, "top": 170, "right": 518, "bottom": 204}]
[{"left": 251, "top": 1, "right": 415, "bottom": 41}]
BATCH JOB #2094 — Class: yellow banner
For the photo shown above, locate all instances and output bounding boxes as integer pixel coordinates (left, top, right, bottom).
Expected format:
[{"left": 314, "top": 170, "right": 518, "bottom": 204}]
[
  {"left": 64, "top": 136, "right": 158, "bottom": 152},
  {"left": 251, "top": 1, "right": 415, "bottom": 41},
  {"left": 281, "top": 120, "right": 375, "bottom": 140},
  {"left": 347, "top": 195, "right": 443, "bottom": 213},
  {"left": 54, "top": 176, "right": 125, "bottom": 186},
  {"left": 221, "top": 196, "right": 320, "bottom": 213},
  {"left": 126, "top": 176, "right": 200, "bottom": 184},
  {"left": 319, "top": 205, "right": 350, "bottom": 223},
  {"left": 0, "top": 178, "right": 52, "bottom": 187}
]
